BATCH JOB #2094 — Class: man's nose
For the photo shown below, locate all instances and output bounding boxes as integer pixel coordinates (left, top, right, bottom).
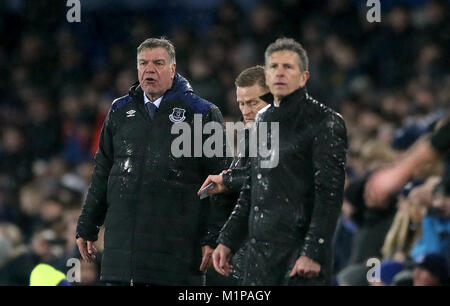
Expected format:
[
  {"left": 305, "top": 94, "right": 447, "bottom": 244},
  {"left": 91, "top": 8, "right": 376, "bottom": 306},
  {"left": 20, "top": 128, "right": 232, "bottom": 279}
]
[
  {"left": 275, "top": 67, "right": 285, "bottom": 77},
  {"left": 243, "top": 105, "right": 252, "bottom": 115},
  {"left": 144, "top": 62, "right": 156, "bottom": 73}
]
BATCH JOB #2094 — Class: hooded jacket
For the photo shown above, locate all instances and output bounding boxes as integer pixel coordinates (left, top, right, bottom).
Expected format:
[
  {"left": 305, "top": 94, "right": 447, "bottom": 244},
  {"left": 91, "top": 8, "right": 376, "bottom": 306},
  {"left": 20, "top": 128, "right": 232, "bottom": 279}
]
[
  {"left": 76, "top": 74, "right": 230, "bottom": 285},
  {"left": 217, "top": 87, "right": 348, "bottom": 285}
]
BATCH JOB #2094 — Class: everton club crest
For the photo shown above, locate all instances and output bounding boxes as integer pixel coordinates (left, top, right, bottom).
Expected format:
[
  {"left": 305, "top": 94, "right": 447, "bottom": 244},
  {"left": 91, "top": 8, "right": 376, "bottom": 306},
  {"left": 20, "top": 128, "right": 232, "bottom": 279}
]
[{"left": 169, "top": 107, "right": 186, "bottom": 123}]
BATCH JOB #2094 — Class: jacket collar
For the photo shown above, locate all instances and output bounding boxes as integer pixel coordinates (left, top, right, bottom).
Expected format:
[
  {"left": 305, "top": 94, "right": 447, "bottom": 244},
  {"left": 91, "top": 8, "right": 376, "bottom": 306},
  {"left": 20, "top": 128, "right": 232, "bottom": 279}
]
[
  {"left": 129, "top": 73, "right": 193, "bottom": 102},
  {"left": 260, "top": 86, "right": 308, "bottom": 107}
]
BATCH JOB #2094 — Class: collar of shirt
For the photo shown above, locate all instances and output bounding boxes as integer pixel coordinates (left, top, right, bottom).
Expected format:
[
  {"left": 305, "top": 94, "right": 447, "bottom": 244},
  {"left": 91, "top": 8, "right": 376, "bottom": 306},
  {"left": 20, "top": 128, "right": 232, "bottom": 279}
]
[
  {"left": 143, "top": 92, "right": 163, "bottom": 108},
  {"left": 254, "top": 104, "right": 271, "bottom": 123}
]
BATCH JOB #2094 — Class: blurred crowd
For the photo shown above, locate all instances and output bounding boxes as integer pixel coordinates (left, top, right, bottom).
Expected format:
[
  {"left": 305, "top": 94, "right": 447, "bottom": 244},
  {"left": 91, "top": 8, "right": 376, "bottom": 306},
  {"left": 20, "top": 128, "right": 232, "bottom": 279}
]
[{"left": 0, "top": 0, "right": 449, "bottom": 285}]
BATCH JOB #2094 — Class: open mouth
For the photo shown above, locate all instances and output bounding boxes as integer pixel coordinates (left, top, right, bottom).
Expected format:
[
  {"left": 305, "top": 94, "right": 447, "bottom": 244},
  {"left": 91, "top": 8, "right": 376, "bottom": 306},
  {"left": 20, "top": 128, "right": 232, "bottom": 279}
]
[{"left": 144, "top": 77, "right": 156, "bottom": 83}]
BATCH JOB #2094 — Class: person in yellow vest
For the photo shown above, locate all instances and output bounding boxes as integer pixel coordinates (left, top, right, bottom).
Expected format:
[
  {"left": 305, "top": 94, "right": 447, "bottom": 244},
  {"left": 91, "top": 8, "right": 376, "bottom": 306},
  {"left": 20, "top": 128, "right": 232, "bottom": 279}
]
[{"left": 29, "top": 263, "right": 70, "bottom": 286}]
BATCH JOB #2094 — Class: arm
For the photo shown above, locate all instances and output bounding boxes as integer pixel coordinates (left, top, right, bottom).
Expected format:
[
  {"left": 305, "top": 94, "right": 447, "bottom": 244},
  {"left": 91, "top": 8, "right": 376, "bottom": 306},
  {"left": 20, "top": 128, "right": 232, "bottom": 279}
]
[
  {"left": 199, "top": 106, "right": 233, "bottom": 248},
  {"left": 222, "top": 129, "right": 250, "bottom": 193},
  {"left": 300, "top": 114, "right": 348, "bottom": 265},
  {"left": 197, "top": 127, "right": 250, "bottom": 195},
  {"left": 76, "top": 109, "right": 114, "bottom": 242},
  {"left": 222, "top": 165, "right": 248, "bottom": 193},
  {"left": 216, "top": 161, "right": 252, "bottom": 254},
  {"left": 213, "top": 167, "right": 252, "bottom": 277},
  {"left": 365, "top": 139, "right": 439, "bottom": 206},
  {"left": 365, "top": 118, "right": 450, "bottom": 207}
]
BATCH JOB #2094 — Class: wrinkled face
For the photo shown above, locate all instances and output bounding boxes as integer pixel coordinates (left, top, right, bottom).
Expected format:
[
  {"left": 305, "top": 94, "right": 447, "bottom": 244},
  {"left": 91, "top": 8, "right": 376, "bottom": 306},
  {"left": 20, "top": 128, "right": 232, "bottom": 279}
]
[
  {"left": 137, "top": 47, "right": 176, "bottom": 100},
  {"left": 265, "top": 50, "right": 309, "bottom": 103},
  {"left": 236, "top": 84, "right": 269, "bottom": 126}
]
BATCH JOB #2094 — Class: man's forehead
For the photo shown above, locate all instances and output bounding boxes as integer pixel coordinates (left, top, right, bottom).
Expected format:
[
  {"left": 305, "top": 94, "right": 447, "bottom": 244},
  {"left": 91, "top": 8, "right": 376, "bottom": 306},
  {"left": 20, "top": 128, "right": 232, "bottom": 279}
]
[
  {"left": 237, "top": 95, "right": 263, "bottom": 103},
  {"left": 268, "top": 50, "right": 299, "bottom": 62},
  {"left": 236, "top": 85, "right": 267, "bottom": 102},
  {"left": 237, "top": 84, "right": 264, "bottom": 95},
  {"left": 137, "top": 47, "right": 169, "bottom": 60}
]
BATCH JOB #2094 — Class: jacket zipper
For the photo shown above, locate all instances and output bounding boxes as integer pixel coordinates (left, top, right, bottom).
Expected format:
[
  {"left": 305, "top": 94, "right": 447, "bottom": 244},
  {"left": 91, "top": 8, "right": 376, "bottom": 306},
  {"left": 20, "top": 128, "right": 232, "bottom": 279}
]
[{"left": 129, "top": 101, "right": 151, "bottom": 286}]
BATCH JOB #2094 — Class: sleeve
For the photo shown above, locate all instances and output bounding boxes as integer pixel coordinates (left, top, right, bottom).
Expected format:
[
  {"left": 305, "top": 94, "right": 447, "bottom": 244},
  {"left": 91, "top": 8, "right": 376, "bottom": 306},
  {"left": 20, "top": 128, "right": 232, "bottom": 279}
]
[
  {"left": 430, "top": 119, "right": 450, "bottom": 154},
  {"left": 76, "top": 109, "right": 114, "bottom": 241},
  {"left": 216, "top": 160, "right": 252, "bottom": 253},
  {"left": 222, "top": 166, "right": 248, "bottom": 193},
  {"left": 301, "top": 114, "right": 348, "bottom": 264},
  {"left": 222, "top": 129, "right": 250, "bottom": 193},
  {"left": 199, "top": 105, "right": 234, "bottom": 247}
]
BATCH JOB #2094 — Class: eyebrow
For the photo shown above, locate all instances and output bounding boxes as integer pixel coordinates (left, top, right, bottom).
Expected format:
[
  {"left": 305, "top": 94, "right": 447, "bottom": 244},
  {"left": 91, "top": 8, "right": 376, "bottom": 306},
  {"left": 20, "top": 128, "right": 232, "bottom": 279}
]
[
  {"left": 270, "top": 62, "right": 293, "bottom": 67},
  {"left": 138, "top": 58, "right": 166, "bottom": 63},
  {"left": 238, "top": 98, "right": 260, "bottom": 104}
]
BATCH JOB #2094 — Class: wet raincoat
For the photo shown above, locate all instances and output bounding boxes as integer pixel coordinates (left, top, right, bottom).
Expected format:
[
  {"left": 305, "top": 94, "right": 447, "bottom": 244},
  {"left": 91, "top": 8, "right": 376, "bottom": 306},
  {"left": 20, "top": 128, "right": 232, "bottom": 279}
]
[{"left": 217, "top": 87, "right": 347, "bottom": 285}]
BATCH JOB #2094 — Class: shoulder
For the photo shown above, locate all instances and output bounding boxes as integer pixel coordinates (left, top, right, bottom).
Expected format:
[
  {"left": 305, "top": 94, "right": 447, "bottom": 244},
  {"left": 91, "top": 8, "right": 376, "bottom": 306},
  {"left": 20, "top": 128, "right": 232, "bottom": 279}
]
[
  {"left": 305, "top": 94, "right": 346, "bottom": 129},
  {"left": 180, "top": 92, "right": 217, "bottom": 116},
  {"left": 111, "top": 94, "right": 133, "bottom": 112}
]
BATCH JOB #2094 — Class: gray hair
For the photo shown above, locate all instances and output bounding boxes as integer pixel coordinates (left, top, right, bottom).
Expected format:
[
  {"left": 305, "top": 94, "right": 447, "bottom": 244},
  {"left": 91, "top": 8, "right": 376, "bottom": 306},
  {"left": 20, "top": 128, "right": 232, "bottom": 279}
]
[
  {"left": 137, "top": 37, "right": 176, "bottom": 65},
  {"left": 264, "top": 38, "right": 309, "bottom": 72}
]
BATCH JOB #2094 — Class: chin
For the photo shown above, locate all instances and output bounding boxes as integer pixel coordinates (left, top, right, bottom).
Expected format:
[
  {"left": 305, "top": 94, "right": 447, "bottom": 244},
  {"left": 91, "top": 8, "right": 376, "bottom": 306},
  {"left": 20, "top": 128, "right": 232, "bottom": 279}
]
[{"left": 272, "top": 89, "right": 287, "bottom": 96}]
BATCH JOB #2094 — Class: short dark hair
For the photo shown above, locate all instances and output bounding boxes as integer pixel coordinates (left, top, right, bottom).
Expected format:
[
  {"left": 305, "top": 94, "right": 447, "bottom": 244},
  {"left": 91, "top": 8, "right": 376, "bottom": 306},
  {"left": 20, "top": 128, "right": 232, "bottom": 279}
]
[
  {"left": 137, "top": 37, "right": 176, "bottom": 65},
  {"left": 264, "top": 37, "right": 309, "bottom": 72},
  {"left": 235, "top": 65, "right": 269, "bottom": 91}
]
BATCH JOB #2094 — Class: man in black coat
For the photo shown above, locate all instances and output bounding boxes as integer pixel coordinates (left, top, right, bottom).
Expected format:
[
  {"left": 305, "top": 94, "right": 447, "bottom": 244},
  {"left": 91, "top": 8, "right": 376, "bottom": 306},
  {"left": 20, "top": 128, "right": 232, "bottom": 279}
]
[
  {"left": 199, "top": 65, "right": 269, "bottom": 284},
  {"left": 211, "top": 38, "right": 348, "bottom": 285},
  {"left": 199, "top": 65, "right": 270, "bottom": 196},
  {"left": 75, "top": 38, "right": 230, "bottom": 285}
]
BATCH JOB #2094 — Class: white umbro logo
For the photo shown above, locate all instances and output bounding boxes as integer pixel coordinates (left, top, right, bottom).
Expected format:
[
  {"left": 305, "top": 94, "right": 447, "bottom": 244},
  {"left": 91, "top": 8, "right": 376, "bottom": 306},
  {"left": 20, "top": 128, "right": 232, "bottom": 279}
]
[{"left": 126, "top": 110, "right": 136, "bottom": 117}]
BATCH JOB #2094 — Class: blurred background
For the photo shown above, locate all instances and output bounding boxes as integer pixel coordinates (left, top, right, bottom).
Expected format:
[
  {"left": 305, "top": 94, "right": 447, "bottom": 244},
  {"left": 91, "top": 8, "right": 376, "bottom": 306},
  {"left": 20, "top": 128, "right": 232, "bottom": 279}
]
[{"left": 0, "top": 0, "right": 448, "bottom": 285}]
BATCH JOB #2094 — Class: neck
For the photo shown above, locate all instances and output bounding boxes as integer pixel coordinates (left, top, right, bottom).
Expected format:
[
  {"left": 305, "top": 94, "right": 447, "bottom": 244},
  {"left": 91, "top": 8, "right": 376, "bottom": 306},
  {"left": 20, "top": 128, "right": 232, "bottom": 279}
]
[
  {"left": 274, "top": 87, "right": 305, "bottom": 105},
  {"left": 146, "top": 92, "right": 162, "bottom": 102},
  {"left": 274, "top": 96, "right": 283, "bottom": 106}
]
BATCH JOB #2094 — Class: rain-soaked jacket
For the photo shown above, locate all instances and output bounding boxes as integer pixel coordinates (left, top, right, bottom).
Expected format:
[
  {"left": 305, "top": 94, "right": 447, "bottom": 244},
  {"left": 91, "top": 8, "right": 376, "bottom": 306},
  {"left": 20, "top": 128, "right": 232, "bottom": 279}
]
[
  {"left": 222, "top": 128, "right": 251, "bottom": 284},
  {"left": 76, "top": 73, "right": 230, "bottom": 285},
  {"left": 217, "top": 87, "right": 348, "bottom": 285}
]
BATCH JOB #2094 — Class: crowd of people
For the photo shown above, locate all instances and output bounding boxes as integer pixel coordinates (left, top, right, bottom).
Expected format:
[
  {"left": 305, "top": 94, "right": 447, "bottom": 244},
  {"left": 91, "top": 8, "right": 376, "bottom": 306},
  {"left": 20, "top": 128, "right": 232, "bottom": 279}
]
[{"left": 0, "top": 0, "right": 448, "bottom": 285}]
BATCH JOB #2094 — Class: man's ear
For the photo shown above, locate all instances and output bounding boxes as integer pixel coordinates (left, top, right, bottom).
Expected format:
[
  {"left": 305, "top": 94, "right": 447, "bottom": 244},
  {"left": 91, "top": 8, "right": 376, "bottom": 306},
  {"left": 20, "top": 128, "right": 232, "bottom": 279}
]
[
  {"left": 300, "top": 71, "right": 310, "bottom": 87},
  {"left": 171, "top": 63, "right": 176, "bottom": 79},
  {"left": 264, "top": 70, "right": 270, "bottom": 88}
]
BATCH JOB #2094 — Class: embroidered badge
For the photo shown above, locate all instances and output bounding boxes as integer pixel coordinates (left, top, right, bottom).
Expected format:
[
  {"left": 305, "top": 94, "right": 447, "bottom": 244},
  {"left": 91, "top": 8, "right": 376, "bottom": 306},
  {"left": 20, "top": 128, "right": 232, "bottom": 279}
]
[
  {"left": 169, "top": 107, "right": 186, "bottom": 123},
  {"left": 126, "top": 110, "right": 136, "bottom": 117}
]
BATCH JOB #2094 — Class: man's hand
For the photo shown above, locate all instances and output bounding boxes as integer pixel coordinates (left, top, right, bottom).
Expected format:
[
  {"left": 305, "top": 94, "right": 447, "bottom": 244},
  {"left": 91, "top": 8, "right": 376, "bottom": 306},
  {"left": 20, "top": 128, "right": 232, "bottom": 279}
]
[
  {"left": 212, "top": 244, "right": 233, "bottom": 277},
  {"left": 199, "top": 245, "right": 214, "bottom": 271},
  {"left": 76, "top": 237, "right": 97, "bottom": 262},
  {"left": 289, "top": 256, "right": 321, "bottom": 279},
  {"left": 197, "top": 171, "right": 230, "bottom": 196}
]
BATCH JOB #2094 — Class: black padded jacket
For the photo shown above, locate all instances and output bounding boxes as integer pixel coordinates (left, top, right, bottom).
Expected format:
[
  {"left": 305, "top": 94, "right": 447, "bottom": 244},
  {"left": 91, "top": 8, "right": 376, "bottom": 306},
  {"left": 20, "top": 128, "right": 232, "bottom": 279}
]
[{"left": 76, "top": 74, "right": 230, "bottom": 285}]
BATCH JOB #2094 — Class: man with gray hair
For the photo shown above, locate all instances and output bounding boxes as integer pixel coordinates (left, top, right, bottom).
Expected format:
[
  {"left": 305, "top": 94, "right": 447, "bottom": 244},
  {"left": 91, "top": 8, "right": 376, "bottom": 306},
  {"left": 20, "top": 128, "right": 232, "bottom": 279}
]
[
  {"left": 212, "top": 38, "right": 348, "bottom": 285},
  {"left": 76, "top": 37, "right": 230, "bottom": 285}
]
